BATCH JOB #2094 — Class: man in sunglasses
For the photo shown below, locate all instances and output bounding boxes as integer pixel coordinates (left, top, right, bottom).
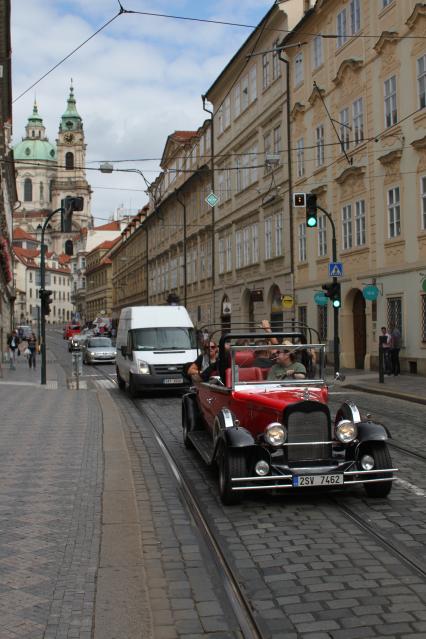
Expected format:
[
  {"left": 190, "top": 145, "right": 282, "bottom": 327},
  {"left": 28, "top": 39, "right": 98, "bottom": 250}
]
[{"left": 267, "top": 342, "right": 306, "bottom": 380}]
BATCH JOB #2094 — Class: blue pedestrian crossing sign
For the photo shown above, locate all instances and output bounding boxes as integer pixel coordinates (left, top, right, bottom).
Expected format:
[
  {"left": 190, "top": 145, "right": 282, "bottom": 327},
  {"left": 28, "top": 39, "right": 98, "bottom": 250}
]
[{"left": 328, "top": 262, "right": 343, "bottom": 277}]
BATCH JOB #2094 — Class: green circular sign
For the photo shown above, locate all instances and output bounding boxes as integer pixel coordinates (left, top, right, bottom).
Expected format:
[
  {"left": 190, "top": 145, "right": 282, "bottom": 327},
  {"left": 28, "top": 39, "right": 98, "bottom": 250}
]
[
  {"left": 314, "top": 292, "right": 328, "bottom": 306},
  {"left": 363, "top": 285, "right": 379, "bottom": 301}
]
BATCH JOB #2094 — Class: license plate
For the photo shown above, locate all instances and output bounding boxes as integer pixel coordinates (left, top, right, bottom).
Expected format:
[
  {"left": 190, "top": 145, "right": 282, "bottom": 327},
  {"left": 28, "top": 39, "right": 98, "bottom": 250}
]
[
  {"left": 293, "top": 474, "right": 344, "bottom": 487},
  {"left": 163, "top": 378, "right": 183, "bottom": 384}
]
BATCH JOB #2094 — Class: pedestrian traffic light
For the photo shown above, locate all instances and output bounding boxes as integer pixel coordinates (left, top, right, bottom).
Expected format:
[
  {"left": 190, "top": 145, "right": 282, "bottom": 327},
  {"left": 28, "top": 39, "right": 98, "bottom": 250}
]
[
  {"left": 293, "top": 192, "right": 306, "bottom": 207},
  {"left": 40, "top": 289, "right": 53, "bottom": 316},
  {"left": 306, "top": 193, "right": 318, "bottom": 228},
  {"left": 322, "top": 282, "right": 341, "bottom": 308},
  {"left": 61, "top": 196, "right": 84, "bottom": 232}
]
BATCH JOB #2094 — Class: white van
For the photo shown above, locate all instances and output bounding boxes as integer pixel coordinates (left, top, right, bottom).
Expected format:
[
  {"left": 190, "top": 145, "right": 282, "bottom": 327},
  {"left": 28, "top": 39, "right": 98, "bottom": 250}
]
[{"left": 116, "top": 306, "right": 197, "bottom": 396}]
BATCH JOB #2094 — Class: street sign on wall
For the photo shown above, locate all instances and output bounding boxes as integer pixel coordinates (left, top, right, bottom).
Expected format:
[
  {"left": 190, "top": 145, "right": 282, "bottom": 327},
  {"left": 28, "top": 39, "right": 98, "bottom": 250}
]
[
  {"left": 328, "top": 262, "right": 343, "bottom": 277},
  {"left": 314, "top": 292, "right": 328, "bottom": 306},
  {"left": 363, "top": 285, "right": 379, "bottom": 301}
]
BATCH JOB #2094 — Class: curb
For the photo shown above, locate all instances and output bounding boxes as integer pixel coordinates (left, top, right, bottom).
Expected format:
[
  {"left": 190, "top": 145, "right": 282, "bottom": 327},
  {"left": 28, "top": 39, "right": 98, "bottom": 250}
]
[{"left": 344, "top": 383, "right": 426, "bottom": 406}]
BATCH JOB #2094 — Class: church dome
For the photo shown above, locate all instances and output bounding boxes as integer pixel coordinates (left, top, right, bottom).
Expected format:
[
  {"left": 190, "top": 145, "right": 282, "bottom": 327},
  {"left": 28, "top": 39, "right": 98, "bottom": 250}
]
[
  {"left": 13, "top": 101, "right": 56, "bottom": 163},
  {"left": 14, "top": 138, "right": 56, "bottom": 162}
]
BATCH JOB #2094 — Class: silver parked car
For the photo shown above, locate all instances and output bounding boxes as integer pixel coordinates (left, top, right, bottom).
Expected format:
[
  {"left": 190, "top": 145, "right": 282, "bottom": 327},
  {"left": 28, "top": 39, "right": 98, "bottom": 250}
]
[{"left": 83, "top": 337, "right": 117, "bottom": 365}]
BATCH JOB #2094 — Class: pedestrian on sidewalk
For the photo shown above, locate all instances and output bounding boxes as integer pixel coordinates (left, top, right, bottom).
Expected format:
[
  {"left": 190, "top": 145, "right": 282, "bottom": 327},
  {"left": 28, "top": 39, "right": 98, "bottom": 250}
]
[
  {"left": 27, "top": 333, "right": 37, "bottom": 369},
  {"left": 7, "top": 330, "right": 20, "bottom": 370},
  {"left": 389, "top": 323, "right": 401, "bottom": 376},
  {"left": 379, "top": 326, "right": 392, "bottom": 374}
]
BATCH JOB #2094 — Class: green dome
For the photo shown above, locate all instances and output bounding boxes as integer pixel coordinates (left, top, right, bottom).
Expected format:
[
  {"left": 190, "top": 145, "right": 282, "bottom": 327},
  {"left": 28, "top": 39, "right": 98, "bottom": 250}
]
[{"left": 14, "top": 138, "right": 56, "bottom": 162}]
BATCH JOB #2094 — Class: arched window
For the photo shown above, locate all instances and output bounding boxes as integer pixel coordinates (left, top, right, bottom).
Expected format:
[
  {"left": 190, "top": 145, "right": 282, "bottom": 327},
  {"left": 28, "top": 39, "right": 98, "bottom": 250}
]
[
  {"left": 24, "top": 178, "right": 33, "bottom": 201},
  {"left": 39, "top": 182, "right": 44, "bottom": 202},
  {"left": 65, "top": 152, "right": 74, "bottom": 170},
  {"left": 49, "top": 179, "right": 54, "bottom": 201}
]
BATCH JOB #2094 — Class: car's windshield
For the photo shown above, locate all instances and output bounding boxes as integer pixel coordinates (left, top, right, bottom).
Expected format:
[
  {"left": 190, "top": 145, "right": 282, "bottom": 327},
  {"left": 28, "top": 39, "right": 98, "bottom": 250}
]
[
  {"left": 131, "top": 327, "right": 196, "bottom": 351},
  {"left": 88, "top": 338, "right": 112, "bottom": 348}
]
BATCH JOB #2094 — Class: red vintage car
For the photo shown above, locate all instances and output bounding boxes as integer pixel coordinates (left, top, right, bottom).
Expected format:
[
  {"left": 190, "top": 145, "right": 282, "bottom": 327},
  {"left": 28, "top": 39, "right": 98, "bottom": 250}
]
[{"left": 182, "top": 329, "right": 397, "bottom": 505}]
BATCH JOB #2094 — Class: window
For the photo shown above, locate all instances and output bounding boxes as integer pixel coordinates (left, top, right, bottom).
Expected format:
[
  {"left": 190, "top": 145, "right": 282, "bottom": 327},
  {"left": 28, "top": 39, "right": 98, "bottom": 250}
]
[
  {"left": 234, "top": 83, "right": 241, "bottom": 118},
  {"left": 298, "top": 305, "right": 307, "bottom": 329},
  {"left": 24, "top": 178, "right": 32, "bottom": 201},
  {"left": 217, "top": 105, "right": 224, "bottom": 134},
  {"left": 353, "top": 97, "right": 364, "bottom": 145},
  {"left": 387, "top": 296, "right": 402, "bottom": 334},
  {"left": 243, "top": 227, "right": 250, "bottom": 266},
  {"left": 262, "top": 53, "right": 270, "bottom": 89},
  {"left": 336, "top": 9, "right": 348, "bottom": 48},
  {"left": 249, "top": 66, "right": 257, "bottom": 102},
  {"left": 384, "top": 76, "right": 397, "bottom": 128},
  {"left": 273, "top": 125, "right": 281, "bottom": 156},
  {"left": 294, "top": 50, "right": 304, "bottom": 86},
  {"left": 236, "top": 230, "right": 242, "bottom": 268},
  {"left": 355, "top": 199, "right": 366, "bottom": 245},
  {"left": 388, "top": 186, "right": 400, "bottom": 238},
  {"left": 316, "top": 125, "right": 325, "bottom": 167},
  {"left": 65, "top": 152, "right": 74, "bottom": 170},
  {"left": 318, "top": 214, "right": 327, "bottom": 257},
  {"left": 264, "top": 131, "right": 272, "bottom": 173},
  {"left": 272, "top": 39, "right": 281, "bottom": 80},
  {"left": 224, "top": 96, "right": 231, "bottom": 129},
  {"left": 422, "top": 295, "right": 426, "bottom": 342},
  {"left": 252, "top": 224, "right": 259, "bottom": 263},
  {"left": 382, "top": 0, "right": 393, "bottom": 7},
  {"left": 342, "top": 204, "right": 353, "bottom": 250},
  {"left": 265, "top": 217, "right": 272, "bottom": 260},
  {"left": 296, "top": 138, "right": 305, "bottom": 178},
  {"left": 350, "top": 0, "right": 361, "bottom": 34},
  {"left": 226, "top": 235, "right": 232, "bottom": 272},
  {"left": 313, "top": 35, "right": 323, "bottom": 69},
  {"left": 418, "top": 54, "right": 426, "bottom": 109},
  {"left": 339, "top": 107, "right": 350, "bottom": 152},
  {"left": 421, "top": 176, "right": 426, "bottom": 230},
  {"left": 225, "top": 166, "right": 232, "bottom": 201},
  {"left": 298, "top": 222, "right": 307, "bottom": 262},
  {"left": 275, "top": 212, "right": 283, "bottom": 257},
  {"left": 318, "top": 305, "right": 328, "bottom": 342},
  {"left": 241, "top": 75, "right": 249, "bottom": 111}
]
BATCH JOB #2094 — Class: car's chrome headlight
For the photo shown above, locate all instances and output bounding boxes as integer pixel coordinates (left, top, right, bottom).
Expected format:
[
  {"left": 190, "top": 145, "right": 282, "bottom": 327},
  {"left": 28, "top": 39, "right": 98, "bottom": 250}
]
[
  {"left": 265, "top": 422, "right": 287, "bottom": 446},
  {"left": 335, "top": 419, "right": 357, "bottom": 443},
  {"left": 139, "top": 360, "right": 150, "bottom": 374},
  {"left": 89, "top": 351, "right": 96, "bottom": 357}
]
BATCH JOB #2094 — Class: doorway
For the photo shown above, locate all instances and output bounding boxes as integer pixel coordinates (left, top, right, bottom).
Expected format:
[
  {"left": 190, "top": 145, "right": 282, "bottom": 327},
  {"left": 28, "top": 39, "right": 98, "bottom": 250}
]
[{"left": 353, "top": 290, "right": 366, "bottom": 369}]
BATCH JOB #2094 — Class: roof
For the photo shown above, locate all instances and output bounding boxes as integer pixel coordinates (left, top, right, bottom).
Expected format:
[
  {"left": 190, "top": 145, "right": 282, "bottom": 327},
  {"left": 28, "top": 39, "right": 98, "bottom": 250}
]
[
  {"left": 14, "top": 138, "right": 56, "bottom": 162},
  {"left": 13, "top": 227, "right": 39, "bottom": 242},
  {"left": 93, "top": 221, "right": 121, "bottom": 231},
  {"left": 13, "top": 246, "right": 39, "bottom": 259}
]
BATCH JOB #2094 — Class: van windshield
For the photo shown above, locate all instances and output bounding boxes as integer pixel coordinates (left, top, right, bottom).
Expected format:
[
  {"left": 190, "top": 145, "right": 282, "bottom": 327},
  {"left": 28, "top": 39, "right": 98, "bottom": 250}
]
[{"left": 131, "top": 327, "right": 196, "bottom": 351}]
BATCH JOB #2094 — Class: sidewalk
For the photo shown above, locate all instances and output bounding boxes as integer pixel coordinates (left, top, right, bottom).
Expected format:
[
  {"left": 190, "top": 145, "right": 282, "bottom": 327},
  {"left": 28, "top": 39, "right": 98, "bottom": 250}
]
[{"left": 338, "top": 367, "right": 426, "bottom": 405}]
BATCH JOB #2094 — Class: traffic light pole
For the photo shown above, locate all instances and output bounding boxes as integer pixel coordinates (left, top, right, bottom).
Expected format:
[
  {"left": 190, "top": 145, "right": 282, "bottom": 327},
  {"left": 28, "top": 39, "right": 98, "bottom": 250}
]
[
  {"left": 39, "top": 207, "right": 63, "bottom": 385},
  {"left": 317, "top": 205, "right": 340, "bottom": 374}
]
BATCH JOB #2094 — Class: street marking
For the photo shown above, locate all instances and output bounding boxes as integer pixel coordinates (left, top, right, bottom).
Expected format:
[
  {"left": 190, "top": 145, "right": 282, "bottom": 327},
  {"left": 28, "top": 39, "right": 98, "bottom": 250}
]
[{"left": 395, "top": 478, "right": 426, "bottom": 497}]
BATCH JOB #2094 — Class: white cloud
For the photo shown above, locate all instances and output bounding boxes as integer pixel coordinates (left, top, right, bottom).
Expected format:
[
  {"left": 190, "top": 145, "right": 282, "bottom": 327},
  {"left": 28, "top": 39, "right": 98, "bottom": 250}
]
[{"left": 11, "top": 0, "right": 273, "bottom": 221}]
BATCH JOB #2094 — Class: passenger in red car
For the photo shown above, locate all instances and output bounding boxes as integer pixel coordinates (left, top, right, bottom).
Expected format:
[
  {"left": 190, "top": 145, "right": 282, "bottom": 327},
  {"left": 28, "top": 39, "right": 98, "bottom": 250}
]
[{"left": 267, "top": 347, "right": 306, "bottom": 380}]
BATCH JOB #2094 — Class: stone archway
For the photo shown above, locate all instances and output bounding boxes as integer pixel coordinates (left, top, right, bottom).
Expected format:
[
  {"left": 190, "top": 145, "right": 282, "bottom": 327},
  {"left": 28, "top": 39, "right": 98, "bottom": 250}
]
[
  {"left": 241, "top": 288, "right": 254, "bottom": 329},
  {"left": 268, "top": 284, "right": 283, "bottom": 330}
]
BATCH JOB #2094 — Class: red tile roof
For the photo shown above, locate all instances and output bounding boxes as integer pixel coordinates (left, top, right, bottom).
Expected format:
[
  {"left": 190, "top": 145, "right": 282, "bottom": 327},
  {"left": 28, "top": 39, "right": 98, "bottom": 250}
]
[
  {"left": 13, "top": 227, "right": 39, "bottom": 241},
  {"left": 94, "top": 221, "right": 121, "bottom": 231}
]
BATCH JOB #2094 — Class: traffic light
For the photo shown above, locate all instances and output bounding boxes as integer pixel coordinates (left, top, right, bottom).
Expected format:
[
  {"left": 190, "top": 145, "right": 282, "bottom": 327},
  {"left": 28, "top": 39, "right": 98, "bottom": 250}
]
[
  {"left": 306, "top": 193, "right": 318, "bottom": 228},
  {"left": 293, "top": 192, "right": 306, "bottom": 207},
  {"left": 61, "top": 196, "right": 84, "bottom": 232},
  {"left": 40, "top": 289, "right": 53, "bottom": 316},
  {"left": 322, "top": 282, "right": 341, "bottom": 308}
]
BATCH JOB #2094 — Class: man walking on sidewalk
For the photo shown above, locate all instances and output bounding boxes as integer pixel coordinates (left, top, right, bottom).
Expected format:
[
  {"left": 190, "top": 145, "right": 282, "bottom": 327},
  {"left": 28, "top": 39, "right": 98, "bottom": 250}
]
[
  {"left": 389, "top": 323, "right": 401, "bottom": 376},
  {"left": 7, "top": 330, "right": 19, "bottom": 370},
  {"left": 27, "top": 333, "right": 37, "bottom": 369}
]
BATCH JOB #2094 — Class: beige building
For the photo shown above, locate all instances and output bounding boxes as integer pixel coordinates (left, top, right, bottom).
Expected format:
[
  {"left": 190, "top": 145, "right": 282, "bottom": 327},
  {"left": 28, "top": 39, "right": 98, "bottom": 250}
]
[
  {"left": 85, "top": 237, "right": 120, "bottom": 321},
  {"left": 281, "top": 0, "right": 426, "bottom": 373}
]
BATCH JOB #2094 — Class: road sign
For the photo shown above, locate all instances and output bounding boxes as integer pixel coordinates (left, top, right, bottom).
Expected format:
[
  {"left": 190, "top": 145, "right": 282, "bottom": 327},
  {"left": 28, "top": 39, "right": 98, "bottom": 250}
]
[
  {"left": 328, "top": 262, "right": 343, "bottom": 277},
  {"left": 205, "top": 192, "right": 219, "bottom": 207},
  {"left": 363, "top": 285, "right": 379, "bottom": 301},
  {"left": 314, "top": 292, "right": 328, "bottom": 306},
  {"left": 281, "top": 295, "right": 294, "bottom": 309}
]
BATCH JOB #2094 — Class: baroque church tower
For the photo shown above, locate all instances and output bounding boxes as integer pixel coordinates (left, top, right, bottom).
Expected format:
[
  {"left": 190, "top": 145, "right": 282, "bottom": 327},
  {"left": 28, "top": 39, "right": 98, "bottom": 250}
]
[{"left": 13, "top": 83, "right": 93, "bottom": 253}]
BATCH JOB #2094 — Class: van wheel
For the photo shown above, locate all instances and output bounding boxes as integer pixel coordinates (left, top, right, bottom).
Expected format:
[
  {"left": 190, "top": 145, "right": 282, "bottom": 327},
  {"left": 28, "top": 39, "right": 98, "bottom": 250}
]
[
  {"left": 117, "top": 368, "right": 126, "bottom": 391},
  {"left": 129, "top": 374, "right": 138, "bottom": 398}
]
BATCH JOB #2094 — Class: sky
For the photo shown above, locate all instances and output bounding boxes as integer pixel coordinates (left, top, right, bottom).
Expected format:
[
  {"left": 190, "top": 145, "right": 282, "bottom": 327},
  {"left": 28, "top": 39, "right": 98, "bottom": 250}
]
[{"left": 11, "top": 0, "right": 275, "bottom": 225}]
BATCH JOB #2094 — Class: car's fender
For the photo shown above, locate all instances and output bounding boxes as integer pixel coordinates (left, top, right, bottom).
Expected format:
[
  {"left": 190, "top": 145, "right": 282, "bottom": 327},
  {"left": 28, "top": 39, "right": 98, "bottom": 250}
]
[
  {"left": 182, "top": 391, "right": 202, "bottom": 431},
  {"left": 213, "top": 408, "right": 256, "bottom": 451}
]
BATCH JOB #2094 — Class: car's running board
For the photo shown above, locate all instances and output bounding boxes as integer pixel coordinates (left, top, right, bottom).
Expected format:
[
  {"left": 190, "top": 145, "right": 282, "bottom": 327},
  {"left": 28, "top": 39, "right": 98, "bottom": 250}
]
[{"left": 188, "top": 431, "right": 215, "bottom": 465}]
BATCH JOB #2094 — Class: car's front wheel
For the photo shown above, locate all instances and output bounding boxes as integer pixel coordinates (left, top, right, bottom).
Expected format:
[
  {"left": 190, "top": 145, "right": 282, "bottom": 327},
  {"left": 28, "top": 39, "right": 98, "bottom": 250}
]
[
  {"left": 117, "top": 368, "right": 126, "bottom": 391},
  {"left": 363, "top": 443, "right": 393, "bottom": 498},
  {"left": 218, "top": 448, "right": 246, "bottom": 505}
]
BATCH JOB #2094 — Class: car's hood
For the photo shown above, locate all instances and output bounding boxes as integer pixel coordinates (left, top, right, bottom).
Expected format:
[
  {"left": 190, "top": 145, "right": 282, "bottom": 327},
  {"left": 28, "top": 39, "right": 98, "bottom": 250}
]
[{"left": 233, "top": 385, "right": 328, "bottom": 409}]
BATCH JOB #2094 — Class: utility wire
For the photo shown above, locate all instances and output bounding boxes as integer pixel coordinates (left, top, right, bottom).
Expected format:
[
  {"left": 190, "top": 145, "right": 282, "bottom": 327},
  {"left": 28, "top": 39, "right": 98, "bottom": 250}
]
[{"left": 13, "top": 9, "right": 124, "bottom": 103}]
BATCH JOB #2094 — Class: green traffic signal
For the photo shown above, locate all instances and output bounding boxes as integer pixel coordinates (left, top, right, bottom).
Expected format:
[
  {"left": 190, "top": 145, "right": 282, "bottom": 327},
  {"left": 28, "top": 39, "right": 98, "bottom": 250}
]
[
  {"left": 332, "top": 298, "right": 341, "bottom": 308},
  {"left": 307, "top": 215, "right": 317, "bottom": 228},
  {"left": 306, "top": 193, "right": 318, "bottom": 228}
]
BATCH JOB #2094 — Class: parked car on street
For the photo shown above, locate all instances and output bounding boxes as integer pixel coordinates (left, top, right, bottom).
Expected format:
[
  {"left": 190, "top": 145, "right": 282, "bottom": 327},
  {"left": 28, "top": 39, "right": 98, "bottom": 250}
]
[
  {"left": 82, "top": 337, "right": 117, "bottom": 365},
  {"left": 182, "top": 327, "right": 397, "bottom": 505},
  {"left": 63, "top": 323, "right": 81, "bottom": 340}
]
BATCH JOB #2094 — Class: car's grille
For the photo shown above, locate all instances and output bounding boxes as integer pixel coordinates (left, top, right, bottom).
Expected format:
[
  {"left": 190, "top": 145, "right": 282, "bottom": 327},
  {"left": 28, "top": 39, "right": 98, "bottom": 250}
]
[
  {"left": 152, "top": 364, "right": 183, "bottom": 375},
  {"left": 286, "top": 410, "right": 331, "bottom": 462}
]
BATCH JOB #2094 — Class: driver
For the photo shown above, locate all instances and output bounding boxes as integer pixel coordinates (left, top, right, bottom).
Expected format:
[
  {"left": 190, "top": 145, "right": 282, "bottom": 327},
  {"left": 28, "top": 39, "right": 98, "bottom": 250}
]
[{"left": 267, "top": 343, "right": 306, "bottom": 380}]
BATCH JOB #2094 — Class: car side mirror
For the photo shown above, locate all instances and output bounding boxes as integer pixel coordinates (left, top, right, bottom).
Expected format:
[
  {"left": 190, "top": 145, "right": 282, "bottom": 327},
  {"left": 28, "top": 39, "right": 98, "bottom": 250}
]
[{"left": 121, "top": 345, "right": 127, "bottom": 357}]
